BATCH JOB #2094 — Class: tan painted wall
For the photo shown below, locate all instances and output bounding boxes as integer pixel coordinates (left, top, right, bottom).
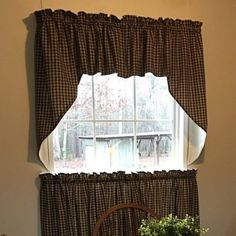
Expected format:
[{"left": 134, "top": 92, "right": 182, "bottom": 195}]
[{"left": 0, "top": 0, "right": 235, "bottom": 235}]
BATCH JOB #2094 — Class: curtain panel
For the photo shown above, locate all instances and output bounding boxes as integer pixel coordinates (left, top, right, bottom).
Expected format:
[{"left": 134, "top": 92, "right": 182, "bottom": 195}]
[
  {"left": 34, "top": 9, "right": 207, "bottom": 161},
  {"left": 40, "top": 170, "right": 199, "bottom": 236}
]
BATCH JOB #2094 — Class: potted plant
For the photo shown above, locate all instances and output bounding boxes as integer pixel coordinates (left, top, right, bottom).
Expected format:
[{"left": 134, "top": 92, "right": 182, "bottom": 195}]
[{"left": 139, "top": 214, "right": 208, "bottom": 236}]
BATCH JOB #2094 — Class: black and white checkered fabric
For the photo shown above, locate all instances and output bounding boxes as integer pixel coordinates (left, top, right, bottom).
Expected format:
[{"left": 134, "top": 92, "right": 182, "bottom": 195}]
[
  {"left": 34, "top": 9, "right": 207, "bottom": 154},
  {"left": 40, "top": 170, "right": 199, "bottom": 236}
]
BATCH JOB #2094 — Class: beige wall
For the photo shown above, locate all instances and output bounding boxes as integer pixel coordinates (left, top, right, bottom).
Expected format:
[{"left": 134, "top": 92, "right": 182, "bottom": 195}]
[{"left": 0, "top": 0, "right": 235, "bottom": 235}]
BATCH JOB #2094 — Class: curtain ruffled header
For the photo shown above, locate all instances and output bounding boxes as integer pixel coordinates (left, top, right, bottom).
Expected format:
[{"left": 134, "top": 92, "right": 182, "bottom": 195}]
[{"left": 34, "top": 9, "right": 207, "bottom": 158}]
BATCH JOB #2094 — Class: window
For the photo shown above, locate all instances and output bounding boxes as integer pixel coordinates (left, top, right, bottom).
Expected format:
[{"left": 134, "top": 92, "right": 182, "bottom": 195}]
[
  {"left": 51, "top": 73, "right": 184, "bottom": 173},
  {"left": 50, "top": 73, "right": 183, "bottom": 172},
  {"left": 35, "top": 10, "right": 207, "bottom": 173}
]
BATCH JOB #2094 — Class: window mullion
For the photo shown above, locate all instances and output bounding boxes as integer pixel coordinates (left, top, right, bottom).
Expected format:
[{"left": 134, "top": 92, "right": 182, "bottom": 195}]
[
  {"left": 91, "top": 75, "right": 96, "bottom": 160},
  {"left": 133, "top": 76, "right": 137, "bottom": 169},
  {"left": 173, "top": 98, "right": 183, "bottom": 169},
  {"left": 62, "top": 119, "right": 171, "bottom": 123}
]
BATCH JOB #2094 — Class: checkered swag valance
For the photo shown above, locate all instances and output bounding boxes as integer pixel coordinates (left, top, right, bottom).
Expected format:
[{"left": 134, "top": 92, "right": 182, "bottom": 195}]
[{"left": 34, "top": 9, "right": 207, "bottom": 156}]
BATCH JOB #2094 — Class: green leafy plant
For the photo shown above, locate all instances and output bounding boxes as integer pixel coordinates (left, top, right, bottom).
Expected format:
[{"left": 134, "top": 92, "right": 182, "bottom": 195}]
[{"left": 139, "top": 214, "right": 208, "bottom": 236}]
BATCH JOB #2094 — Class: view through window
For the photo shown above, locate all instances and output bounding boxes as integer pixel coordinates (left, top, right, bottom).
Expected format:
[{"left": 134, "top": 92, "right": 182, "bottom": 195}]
[{"left": 52, "top": 73, "right": 183, "bottom": 173}]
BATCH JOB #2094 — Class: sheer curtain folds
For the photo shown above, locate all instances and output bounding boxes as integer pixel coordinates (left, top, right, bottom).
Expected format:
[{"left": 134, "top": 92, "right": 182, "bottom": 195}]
[{"left": 34, "top": 10, "right": 207, "bottom": 168}]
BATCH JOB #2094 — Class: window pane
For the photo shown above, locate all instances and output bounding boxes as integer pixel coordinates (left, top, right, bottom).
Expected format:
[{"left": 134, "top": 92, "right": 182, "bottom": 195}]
[
  {"left": 94, "top": 74, "right": 134, "bottom": 120},
  {"left": 136, "top": 74, "right": 173, "bottom": 120},
  {"left": 93, "top": 122, "right": 135, "bottom": 172},
  {"left": 136, "top": 121, "right": 173, "bottom": 171},
  {"left": 66, "top": 74, "right": 93, "bottom": 120},
  {"left": 53, "top": 121, "right": 93, "bottom": 172},
  {"left": 137, "top": 120, "right": 173, "bottom": 133}
]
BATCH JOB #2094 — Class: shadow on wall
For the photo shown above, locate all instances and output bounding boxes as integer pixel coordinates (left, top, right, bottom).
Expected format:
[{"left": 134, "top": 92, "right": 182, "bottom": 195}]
[
  {"left": 23, "top": 14, "right": 44, "bottom": 236},
  {"left": 23, "top": 14, "right": 45, "bottom": 170}
]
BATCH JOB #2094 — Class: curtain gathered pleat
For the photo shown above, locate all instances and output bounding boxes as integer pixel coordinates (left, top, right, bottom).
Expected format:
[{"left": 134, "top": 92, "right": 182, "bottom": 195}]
[
  {"left": 40, "top": 170, "right": 199, "bottom": 236},
  {"left": 34, "top": 9, "right": 207, "bottom": 161}
]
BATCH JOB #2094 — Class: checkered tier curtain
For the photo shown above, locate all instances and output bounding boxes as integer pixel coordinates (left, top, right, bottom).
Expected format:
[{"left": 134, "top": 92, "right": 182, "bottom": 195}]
[
  {"left": 40, "top": 170, "right": 199, "bottom": 236},
  {"left": 34, "top": 9, "right": 207, "bottom": 158}
]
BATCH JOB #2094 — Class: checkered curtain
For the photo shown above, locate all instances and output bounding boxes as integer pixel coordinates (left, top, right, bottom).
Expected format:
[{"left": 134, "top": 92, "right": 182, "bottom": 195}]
[
  {"left": 40, "top": 170, "right": 199, "bottom": 236},
  {"left": 34, "top": 9, "right": 207, "bottom": 154}
]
